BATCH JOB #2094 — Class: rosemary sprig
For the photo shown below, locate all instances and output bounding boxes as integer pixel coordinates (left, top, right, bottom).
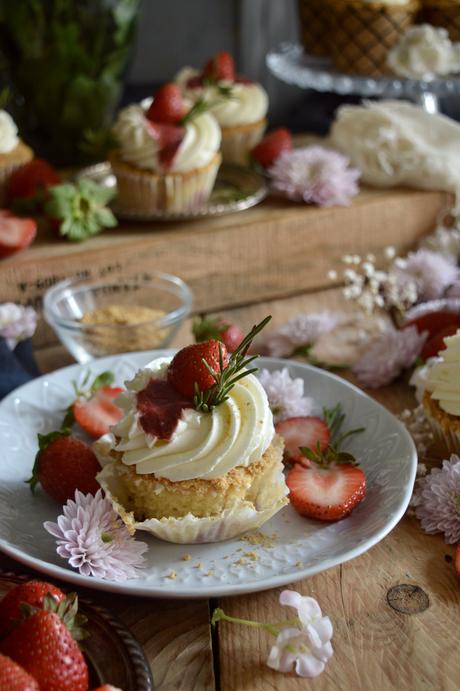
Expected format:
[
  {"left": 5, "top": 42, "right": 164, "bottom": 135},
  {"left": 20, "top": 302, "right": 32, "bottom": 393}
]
[
  {"left": 299, "top": 403, "right": 365, "bottom": 467},
  {"left": 193, "top": 316, "right": 271, "bottom": 412}
]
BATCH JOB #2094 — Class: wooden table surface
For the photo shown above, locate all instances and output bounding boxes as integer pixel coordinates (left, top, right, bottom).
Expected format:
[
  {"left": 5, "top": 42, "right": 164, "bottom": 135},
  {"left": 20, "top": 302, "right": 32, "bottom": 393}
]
[{"left": 1, "top": 286, "right": 459, "bottom": 691}]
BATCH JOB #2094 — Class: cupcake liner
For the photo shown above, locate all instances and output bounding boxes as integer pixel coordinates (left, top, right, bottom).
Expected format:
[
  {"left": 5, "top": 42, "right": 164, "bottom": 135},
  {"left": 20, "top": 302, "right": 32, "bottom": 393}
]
[
  {"left": 220, "top": 119, "right": 267, "bottom": 166},
  {"left": 424, "top": 409, "right": 460, "bottom": 455},
  {"left": 329, "top": 1, "right": 419, "bottom": 76},
  {"left": 110, "top": 151, "right": 221, "bottom": 215},
  {"left": 297, "top": 0, "right": 331, "bottom": 56},
  {"left": 97, "top": 461, "right": 289, "bottom": 544},
  {"left": 421, "top": 2, "right": 460, "bottom": 43}
]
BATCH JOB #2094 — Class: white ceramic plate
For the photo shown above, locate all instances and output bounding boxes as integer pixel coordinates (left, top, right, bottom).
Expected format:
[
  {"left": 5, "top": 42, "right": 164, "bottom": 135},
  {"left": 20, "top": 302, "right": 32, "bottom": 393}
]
[{"left": 0, "top": 352, "right": 416, "bottom": 598}]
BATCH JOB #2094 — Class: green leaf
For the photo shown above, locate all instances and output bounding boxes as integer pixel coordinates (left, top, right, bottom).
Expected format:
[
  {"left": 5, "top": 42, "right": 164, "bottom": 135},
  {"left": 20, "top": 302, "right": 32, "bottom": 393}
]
[{"left": 91, "top": 370, "right": 115, "bottom": 393}]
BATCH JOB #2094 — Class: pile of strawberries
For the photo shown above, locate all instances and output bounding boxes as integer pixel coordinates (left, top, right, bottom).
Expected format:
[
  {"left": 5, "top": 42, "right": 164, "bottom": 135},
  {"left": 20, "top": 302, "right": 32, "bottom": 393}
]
[{"left": 0, "top": 579, "right": 120, "bottom": 691}]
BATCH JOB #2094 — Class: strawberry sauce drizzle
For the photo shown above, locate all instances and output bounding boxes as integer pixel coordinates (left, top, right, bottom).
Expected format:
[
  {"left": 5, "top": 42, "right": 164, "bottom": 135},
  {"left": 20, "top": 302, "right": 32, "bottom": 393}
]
[{"left": 136, "top": 379, "right": 193, "bottom": 440}]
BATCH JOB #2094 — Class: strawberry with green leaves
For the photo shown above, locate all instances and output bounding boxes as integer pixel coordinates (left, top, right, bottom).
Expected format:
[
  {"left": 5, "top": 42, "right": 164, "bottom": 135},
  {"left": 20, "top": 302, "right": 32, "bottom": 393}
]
[
  {"left": 0, "top": 653, "right": 39, "bottom": 691},
  {"left": 192, "top": 315, "right": 245, "bottom": 352},
  {"left": 1, "top": 593, "right": 89, "bottom": 691},
  {"left": 251, "top": 128, "right": 293, "bottom": 169},
  {"left": 0, "top": 580, "right": 65, "bottom": 639}
]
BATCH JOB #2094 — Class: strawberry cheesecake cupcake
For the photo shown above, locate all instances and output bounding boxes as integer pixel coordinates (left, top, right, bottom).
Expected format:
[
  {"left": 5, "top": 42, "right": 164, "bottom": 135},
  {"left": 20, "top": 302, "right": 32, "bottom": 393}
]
[
  {"left": 423, "top": 329, "right": 460, "bottom": 453},
  {"left": 95, "top": 319, "right": 288, "bottom": 544},
  {"left": 0, "top": 109, "right": 33, "bottom": 205},
  {"left": 110, "top": 83, "right": 221, "bottom": 215},
  {"left": 176, "top": 52, "right": 268, "bottom": 165}
]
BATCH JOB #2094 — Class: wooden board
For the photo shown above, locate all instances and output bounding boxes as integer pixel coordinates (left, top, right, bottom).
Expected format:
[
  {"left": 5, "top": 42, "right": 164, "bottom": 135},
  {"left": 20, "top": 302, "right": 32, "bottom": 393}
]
[{"left": 1, "top": 187, "right": 450, "bottom": 349}]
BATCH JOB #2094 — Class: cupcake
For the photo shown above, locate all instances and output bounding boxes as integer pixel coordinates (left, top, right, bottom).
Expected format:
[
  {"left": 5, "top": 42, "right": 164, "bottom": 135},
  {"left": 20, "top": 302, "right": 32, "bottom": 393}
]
[
  {"left": 95, "top": 325, "right": 289, "bottom": 544},
  {"left": 0, "top": 110, "right": 33, "bottom": 205},
  {"left": 297, "top": 0, "right": 331, "bottom": 57},
  {"left": 421, "top": 1, "right": 460, "bottom": 43},
  {"left": 329, "top": 0, "right": 420, "bottom": 76},
  {"left": 176, "top": 52, "right": 268, "bottom": 165},
  {"left": 423, "top": 329, "right": 460, "bottom": 453},
  {"left": 109, "top": 83, "right": 221, "bottom": 215}
]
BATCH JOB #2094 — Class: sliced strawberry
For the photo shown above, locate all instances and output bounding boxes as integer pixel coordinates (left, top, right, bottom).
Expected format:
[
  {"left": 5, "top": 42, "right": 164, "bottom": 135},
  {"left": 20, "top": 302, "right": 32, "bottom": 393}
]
[
  {"left": 404, "top": 311, "right": 460, "bottom": 341},
  {"left": 7, "top": 159, "right": 60, "bottom": 204},
  {"left": 251, "top": 128, "right": 293, "bottom": 169},
  {"left": 73, "top": 386, "right": 123, "bottom": 439},
  {"left": 146, "top": 83, "right": 186, "bottom": 125},
  {"left": 203, "top": 51, "right": 235, "bottom": 81},
  {"left": 145, "top": 121, "right": 185, "bottom": 170},
  {"left": 421, "top": 324, "right": 459, "bottom": 360},
  {"left": 167, "top": 340, "right": 228, "bottom": 399},
  {"left": 275, "top": 416, "right": 330, "bottom": 465},
  {"left": 0, "top": 212, "right": 36, "bottom": 258},
  {"left": 455, "top": 544, "right": 460, "bottom": 577},
  {"left": 286, "top": 462, "right": 366, "bottom": 521}
]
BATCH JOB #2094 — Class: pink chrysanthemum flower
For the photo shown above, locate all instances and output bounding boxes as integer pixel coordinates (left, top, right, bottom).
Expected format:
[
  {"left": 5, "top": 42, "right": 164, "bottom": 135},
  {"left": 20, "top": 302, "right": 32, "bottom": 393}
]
[
  {"left": 394, "top": 249, "right": 459, "bottom": 302},
  {"left": 0, "top": 303, "right": 37, "bottom": 349},
  {"left": 258, "top": 367, "right": 314, "bottom": 422},
  {"left": 414, "top": 455, "right": 460, "bottom": 544},
  {"left": 44, "top": 489, "right": 148, "bottom": 581},
  {"left": 352, "top": 326, "right": 427, "bottom": 388},
  {"left": 268, "top": 146, "right": 360, "bottom": 207},
  {"left": 263, "top": 312, "right": 340, "bottom": 358}
]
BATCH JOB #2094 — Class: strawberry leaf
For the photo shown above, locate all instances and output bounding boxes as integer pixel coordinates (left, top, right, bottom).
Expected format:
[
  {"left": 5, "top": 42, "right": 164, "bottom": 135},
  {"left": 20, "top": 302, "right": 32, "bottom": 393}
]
[{"left": 90, "top": 370, "right": 115, "bottom": 393}]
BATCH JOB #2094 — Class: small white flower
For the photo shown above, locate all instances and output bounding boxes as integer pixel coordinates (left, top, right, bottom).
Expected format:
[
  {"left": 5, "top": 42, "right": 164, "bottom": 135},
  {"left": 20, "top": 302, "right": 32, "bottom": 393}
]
[
  {"left": 384, "top": 246, "right": 396, "bottom": 260},
  {"left": 267, "top": 590, "right": 333, "bottom": 678},
  {"left": 327, "top": 270, "right": 338, "bottom": 280},
  {"left": 259, "top": 368, "right": 314, "bottom": 422},
  {"left": 0, "top": 303, "right": 37, "bottom": 349}
]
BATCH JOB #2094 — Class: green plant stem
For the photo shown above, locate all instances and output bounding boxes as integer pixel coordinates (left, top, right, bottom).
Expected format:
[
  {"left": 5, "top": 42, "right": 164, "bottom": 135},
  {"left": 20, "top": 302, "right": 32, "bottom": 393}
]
[{"left": 211, "top": 608, "right": 300, "bottom": 637}]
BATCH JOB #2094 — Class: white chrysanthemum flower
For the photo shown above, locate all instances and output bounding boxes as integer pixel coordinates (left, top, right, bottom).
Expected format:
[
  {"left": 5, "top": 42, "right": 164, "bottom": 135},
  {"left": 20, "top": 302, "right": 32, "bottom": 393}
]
[
  {"left": 0, "top": 303, "right": 37, "bottom": 349},
  {"left": 44, "top": 489, "right": 148, "bottom": 581},
  {"left": 394, "top": 249, "right": 459, "bottom": 302},
  {"left": 415, "top": 455, "right": 460, "bottom": 543},
  {"left": 258, "top": 368, "right": 314, "bottom": 422}
]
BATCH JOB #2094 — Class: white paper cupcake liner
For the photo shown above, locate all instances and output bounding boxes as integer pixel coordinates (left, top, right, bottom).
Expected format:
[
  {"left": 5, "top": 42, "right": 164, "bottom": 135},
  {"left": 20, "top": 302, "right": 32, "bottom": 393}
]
[
  {"left": 97, "top": 462, "right": 289, "bottom": 544},
  {"left": 221, "top": 119, "right": 267, "bottom": 165}
]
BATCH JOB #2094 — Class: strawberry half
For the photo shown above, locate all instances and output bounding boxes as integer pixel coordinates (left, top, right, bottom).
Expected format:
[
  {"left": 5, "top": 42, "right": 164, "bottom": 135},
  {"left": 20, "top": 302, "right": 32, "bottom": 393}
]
[
  {"left": 251, "top": 128, "right": 293, "bottom": 169},
  {"left": 203, "top": 51, "right": 235, "bottom": 82},
  {"left": 421, "top": 324, "right": 459, "bottom": 360},
  {"left": 0, "top": 211, "right": 36, "bottom": 258},
  {"left": 145, "top": 121, "right": 185, "bottom": 170},
  {"left": 286, "top": 462, "right": 366, "bottom": 521},
  {"left": 0, "top": 653, "right": 39, "bottom": 691},
  {"left": 167, "top": 340, "right": 228, "bottom": 399},
  {"left": 455, "top": 544, "right": 460, "bottom": 577},
  {"left": 275, "top": 416, "right": 330, "bottom": 465},
  {"left": 0, "top": 581, "right": 65, "bottom": 639},
  {"left": 73, "top": 385, "right": 123, "bottom": 439},
  {"left": 146, "top": 82, "right": 186, "bottom": 125}
]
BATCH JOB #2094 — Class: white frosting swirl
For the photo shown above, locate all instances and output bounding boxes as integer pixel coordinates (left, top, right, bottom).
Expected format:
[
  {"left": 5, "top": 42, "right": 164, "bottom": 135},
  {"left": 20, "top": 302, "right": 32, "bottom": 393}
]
[
  {"left": 111, "top": 357, "right": 274, "bottom": 481},
  {"left": 0, "top": 110, "right": 19, "bottom": 154},
  {"left": 426, "top": 330, "right": 460, "bottom": 415},
  {"left": 112, "top": 103, "right": 220, "bottom": 172},
  {"left": 387, "top": 25, "right": 460, "bottom": 79},
  {"left": 176, "top": 68, "right": 268, "bottom": 127}
]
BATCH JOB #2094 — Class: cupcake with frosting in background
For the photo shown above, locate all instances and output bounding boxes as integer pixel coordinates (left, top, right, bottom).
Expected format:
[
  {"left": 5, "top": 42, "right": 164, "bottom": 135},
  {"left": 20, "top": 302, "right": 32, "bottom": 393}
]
[
  {"left": 328, "top": 0, "right": 420, "bottom": 76},
  {"left": 421, "top": 0, "right": 460, "bottom": 43},
  {"left": 423, "top": 329, "right": 460, "bottom": 453},
  {"left": 176, "top": 51, "right": 268, "bottom": 165},
  {"left": 95, "top": 320, "right": 288, "bottom": 544},
  {"left": 0, "top": 109, "right": 33, "bottom": 205},
  {"left": 110, "top": 82, "right": 221, "bottom": 215}
]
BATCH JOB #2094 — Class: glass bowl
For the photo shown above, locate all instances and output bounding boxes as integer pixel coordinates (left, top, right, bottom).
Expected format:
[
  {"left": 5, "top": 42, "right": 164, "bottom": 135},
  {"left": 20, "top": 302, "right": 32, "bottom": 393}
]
[{"left": 43, "top": 273, "right": 193, "bottom": 363}]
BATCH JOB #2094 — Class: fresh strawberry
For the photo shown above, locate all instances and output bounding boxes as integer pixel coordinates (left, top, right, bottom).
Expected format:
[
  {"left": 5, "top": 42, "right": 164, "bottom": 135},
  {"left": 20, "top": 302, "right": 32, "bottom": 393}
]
[
  {"left": 0, "top": 211, "right": 36, "bottom": 258},
  {"left": 287, "top": 462, "right": 366, "bottom": 521},
  {"left": 404, "top": 311, "right": 460, "bottom": 341},
  {"left": 0, "top": 581, "right": 65, "bottom": 639},
  {"left": 421, "top": 324, "right": 459, "bottom": 360},
  {"left": 93, "top": 686, "right": 123, "bottom": 691},
  {"left": 455, "top": 544, "right": 460, "bottom": 577},
  {"left": 1, "top": 600, "right": 88, "bottom": 691},
  {"left": 0, "top": 653, "right": 39, "bottom": 691},
  {"left": 167, "top": 340, "right": 228, "bottom": 399},
  {"left": 145, "top": 121, "right": 185, "bottom": 169},
  {"left": 275, "top": 416, "right": 330, "bottom": 465},
  {"left": 146, "top": 83, "right": 186, "bottom": 124},
  {"left": 28, "top": 432, "right": 100, "bottom": 503},
  {"left": 193, "top": 316, "right": 245, "bottom": 352},
  {"left": 7, "top": 159, "right": 60, "bottom": 205},
  {"left": 73, "top": 385, "right": 123, "bottom": 439},
  {"left": 203, "top": 51, "right": 235, "bottom": 82},
  {"left": 251, "top": 128, "right": 293, "bottom": 169}
]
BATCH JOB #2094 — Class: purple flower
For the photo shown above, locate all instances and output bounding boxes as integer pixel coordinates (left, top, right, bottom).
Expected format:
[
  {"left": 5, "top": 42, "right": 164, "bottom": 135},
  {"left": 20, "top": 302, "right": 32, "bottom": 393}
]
[
  {"left": 352, "top": 326, "right": 427, "bottom": 388},
  {"left": 263, "top": 312, "right": 339, "bottom": 358},
  {"left": 259, "top": 367, "right": 314, "bottom": 422},
  {"left": 44, "top": 489, "right": 148, "bottom": 581},
  {"left": 0, "top": 303, "right": 36, "bottom": 349},
  {"left": 268, "top": 146, "right": 360, "bottom": 207},
  {"left": 414, "top": 455, "right": 460, "bottom": 544},
  {"left": 394, "top": 249, "right": 459, "bottom": 302}
]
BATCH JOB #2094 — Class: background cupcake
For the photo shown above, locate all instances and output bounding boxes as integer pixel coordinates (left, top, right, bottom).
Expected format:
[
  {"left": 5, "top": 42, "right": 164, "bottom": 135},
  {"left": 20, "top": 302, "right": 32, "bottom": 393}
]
[
  {"left": 110, "top": 83, "right": 221, "bottom": 215},
  {"left": 0, "top": 110, "right": 33, "bottom": 205},
  {"left": 329, "top": 0, "right": 420, "bottom": 76},
  {"left": 421, "top": 0, "right": 460, "bottom": 42},
  {"left": 176, "top": 51, "right": 268, "bottom": 165},
  {"left": 297, "top": 0, "right": 331, "bottom": 57}
]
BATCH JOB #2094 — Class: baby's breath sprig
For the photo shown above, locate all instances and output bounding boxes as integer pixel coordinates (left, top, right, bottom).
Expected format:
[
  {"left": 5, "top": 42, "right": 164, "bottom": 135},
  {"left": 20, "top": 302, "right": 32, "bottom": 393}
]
[{"left": 194, "top": 316, "right": 272, "bottom": 412}]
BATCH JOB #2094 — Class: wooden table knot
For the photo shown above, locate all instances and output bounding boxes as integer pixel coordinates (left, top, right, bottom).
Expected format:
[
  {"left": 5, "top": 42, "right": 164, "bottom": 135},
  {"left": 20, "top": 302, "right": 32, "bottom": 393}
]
[{"left": 386, "top": 584, "right": 430, "bottom": 615}]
